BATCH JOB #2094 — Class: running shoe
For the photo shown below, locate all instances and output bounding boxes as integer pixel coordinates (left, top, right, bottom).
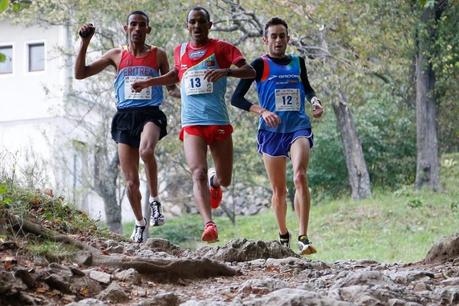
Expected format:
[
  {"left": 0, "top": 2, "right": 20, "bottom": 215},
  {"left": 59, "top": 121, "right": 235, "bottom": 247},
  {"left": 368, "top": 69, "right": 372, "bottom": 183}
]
[
  {"left": 150, "top": 200, "right": 165, "bottom": 226},
  {"left": 201, "top": 221, "right": 218, "bottom": 242},
  {"left": 208, "top": 168, "right": 222, "bottom": 209},
  {"left": 298, "top": 235, "right": 317, "bottom": 255},
  {"left": 131, "top": 218, "right": 147, "bottom": 243},
  {"left": 279, "top": 232, "right": 291, "bottom": 248}
]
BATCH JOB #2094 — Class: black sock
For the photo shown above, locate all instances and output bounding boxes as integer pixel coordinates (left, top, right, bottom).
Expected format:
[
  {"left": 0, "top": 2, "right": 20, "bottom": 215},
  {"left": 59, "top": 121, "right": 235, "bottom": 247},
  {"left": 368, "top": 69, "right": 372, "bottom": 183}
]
[
  {"left": 298, "top": 235, "right": 308, "bottom": 241},
  {"left": 279, "top": 232, "right": 290, "bottom": 239}
]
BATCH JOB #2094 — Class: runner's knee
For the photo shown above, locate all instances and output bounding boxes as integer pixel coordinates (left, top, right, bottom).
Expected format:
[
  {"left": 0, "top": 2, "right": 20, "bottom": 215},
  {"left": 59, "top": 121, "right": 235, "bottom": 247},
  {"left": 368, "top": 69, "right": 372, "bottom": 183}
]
[
  {"left": 140, "top": 147, "right": 155, "bottom": 162},
  {"left": 191, "top": 167, "right": 207, "bottom": 184},
  {"left": 125, "top": 178, "right": 140, "bottom": 192},
  {"left": 272, "top": 186, "right": 287, "bottom": 200},
  {"left": 293, "top": 171, "right": 308, "bottom": 190}
]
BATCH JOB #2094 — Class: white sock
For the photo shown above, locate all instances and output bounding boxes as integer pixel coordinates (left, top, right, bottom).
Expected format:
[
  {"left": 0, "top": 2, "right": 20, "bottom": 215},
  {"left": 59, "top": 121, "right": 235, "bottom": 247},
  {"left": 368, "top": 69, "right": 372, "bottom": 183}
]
[
  {"left": 149, "top": 196, "right": 160, "bottom": 203},
  {"left": 135, "top": 218, "right": 146, "bottom": 226}
]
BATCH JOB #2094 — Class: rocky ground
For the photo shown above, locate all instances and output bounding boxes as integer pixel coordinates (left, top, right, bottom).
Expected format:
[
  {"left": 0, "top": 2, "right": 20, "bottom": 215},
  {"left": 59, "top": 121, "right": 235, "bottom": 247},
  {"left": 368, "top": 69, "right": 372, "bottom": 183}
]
[{"left": 1, "top": 232, "right": 459, "bottom": 306}]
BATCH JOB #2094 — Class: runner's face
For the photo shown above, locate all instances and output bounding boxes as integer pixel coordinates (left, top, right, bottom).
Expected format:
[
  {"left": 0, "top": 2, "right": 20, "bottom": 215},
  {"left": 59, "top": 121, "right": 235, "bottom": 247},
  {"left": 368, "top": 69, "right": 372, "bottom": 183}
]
[
  {"left": 264, "top": 24, "right": 289, "bottom": 58},
  {"left": 125, "top": 14, "right": 150, "bottom": 44},
  {"left": 187, "top": 10, "right": 211, "bottom": 45}
]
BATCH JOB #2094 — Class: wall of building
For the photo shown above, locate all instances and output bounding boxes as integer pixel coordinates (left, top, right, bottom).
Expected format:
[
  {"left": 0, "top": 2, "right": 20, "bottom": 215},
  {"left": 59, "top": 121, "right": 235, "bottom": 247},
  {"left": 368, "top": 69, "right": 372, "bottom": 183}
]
[
  {"left": 0, "top": 20, "right": 139, "bottom": 227},
  {"left": 0, "top": 20, "right": 67, "bottom": 121}
]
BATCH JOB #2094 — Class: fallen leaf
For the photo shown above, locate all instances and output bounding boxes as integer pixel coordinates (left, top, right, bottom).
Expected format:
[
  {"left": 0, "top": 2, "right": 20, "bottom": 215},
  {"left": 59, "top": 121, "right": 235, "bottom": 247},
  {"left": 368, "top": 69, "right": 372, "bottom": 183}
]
[
  {"left": 79, "top": 287, "right": 90, "bottom": 297},
  {"left": 1, "top": 255, "right": 17, "bottom": 263},
  {"left": 36, "top": 286, "right": 49, "bottom": 294},
  {"left": 30, "top": 197, "right": 41, "bottom": 207},
  {"left": 43, "top": 188, "right": 54, "bottom": 197},
  {"left": 3, "top": 261, "right": 13, "bottom": 270},
  {"left": 46, "top": 289, "right": 61, "bottom": 297},
  {"left": 265, "top": 266, "right": 280, "bottom": 273}
]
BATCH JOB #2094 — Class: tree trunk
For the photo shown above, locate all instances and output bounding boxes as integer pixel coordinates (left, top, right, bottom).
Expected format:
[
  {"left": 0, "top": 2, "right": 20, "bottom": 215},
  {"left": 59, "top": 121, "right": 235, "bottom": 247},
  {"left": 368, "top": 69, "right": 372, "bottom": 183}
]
[
  {"left": 316, "top": 25, "right": 371, "bottom": 200},
  {"left": 414, "top": 1, "right": 445, "bottom": 191},
  {"left": 102, "top": 180, "right": 121, "bottom": 233},
  {"left": 94, "top": 150, "right": 121, "bottom": 233},
  {"left": 332, "top": 91, "right": 372, "bottom": 200}
]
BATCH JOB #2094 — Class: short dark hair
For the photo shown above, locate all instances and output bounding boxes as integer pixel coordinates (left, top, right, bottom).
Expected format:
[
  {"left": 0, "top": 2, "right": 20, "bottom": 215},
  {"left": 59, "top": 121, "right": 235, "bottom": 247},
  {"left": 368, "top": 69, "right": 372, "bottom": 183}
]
[
  {"left": 187, "top": 6, "right": 211, "bottom": 23},
  {"left": 264, "top": 17, "right": 288, "bottom": 37},
  {"left": 127, "top": 10, "right": 150, "bottom": 25}
]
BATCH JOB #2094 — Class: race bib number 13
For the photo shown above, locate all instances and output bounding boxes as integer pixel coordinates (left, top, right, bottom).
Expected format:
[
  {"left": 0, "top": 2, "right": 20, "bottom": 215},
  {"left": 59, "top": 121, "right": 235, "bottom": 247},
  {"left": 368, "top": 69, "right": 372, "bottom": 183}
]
[
  {"left": 184, "top": 70, "right": 213, "bottom": 96},
  {"left": 125, "top": 76, "right": 152, "bottom": 100},
  {"left": 275, "top": 88, "right": 300, "bottom": 111}
]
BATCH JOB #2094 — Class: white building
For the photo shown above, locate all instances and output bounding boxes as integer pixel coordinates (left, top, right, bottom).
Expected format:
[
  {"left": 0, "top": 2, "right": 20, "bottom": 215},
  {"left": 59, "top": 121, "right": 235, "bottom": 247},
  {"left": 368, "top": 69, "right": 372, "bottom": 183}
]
[
  {"left": 0, "top": 20, "right": 138, "bottom": 225},
  {"left": 0, "top": 20, "right": 70, "bottom": 184}
]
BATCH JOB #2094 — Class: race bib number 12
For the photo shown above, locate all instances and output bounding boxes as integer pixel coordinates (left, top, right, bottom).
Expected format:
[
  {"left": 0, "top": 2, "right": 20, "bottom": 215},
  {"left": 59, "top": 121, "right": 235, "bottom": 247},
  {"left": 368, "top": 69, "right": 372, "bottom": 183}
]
[
  {"left": 184, "top": 70, "right": 213, "bottom": 96},
  {"left": 275, "top": 88, "right": 300, "bottom": 111}
]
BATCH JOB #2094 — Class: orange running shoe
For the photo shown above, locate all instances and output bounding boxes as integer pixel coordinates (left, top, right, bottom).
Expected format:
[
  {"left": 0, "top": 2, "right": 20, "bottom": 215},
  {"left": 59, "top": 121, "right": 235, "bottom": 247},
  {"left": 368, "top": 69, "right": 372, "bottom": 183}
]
[
  {"left": 208, "top": 168, "right": 222, "bottom": 209},
  {"left": 201, "top": 222, "right": 218, "bottom": 242}
]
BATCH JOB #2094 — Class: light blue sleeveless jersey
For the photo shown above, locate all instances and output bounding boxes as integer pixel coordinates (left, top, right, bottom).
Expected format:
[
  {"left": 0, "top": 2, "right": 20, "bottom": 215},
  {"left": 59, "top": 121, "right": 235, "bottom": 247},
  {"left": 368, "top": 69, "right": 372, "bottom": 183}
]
[
  {"left": 179, "top": 43, "right": 229, "bottom": 126},
  {"left": 114, "top": 48, "right": 163, "bottom": 109}
]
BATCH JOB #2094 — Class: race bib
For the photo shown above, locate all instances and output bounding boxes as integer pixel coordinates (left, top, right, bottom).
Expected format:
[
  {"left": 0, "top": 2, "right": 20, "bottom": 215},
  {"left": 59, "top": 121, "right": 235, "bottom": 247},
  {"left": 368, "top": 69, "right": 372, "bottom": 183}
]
[
  {"left": 184, "top": 70, "right": 213, "bottom": 96},
  {"left": 124, "top": 76, "right": 152, "bottom": 100},
  {"left": 275, "top": 88, "right": 300, "bottom": 111}
]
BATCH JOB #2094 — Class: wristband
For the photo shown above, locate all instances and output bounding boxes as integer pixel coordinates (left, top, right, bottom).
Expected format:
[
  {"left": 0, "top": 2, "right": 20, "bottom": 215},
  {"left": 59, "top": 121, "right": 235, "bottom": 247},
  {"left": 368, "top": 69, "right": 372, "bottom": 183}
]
[{"left": 311, "top": 97, "right": 321, "bottom": 107}]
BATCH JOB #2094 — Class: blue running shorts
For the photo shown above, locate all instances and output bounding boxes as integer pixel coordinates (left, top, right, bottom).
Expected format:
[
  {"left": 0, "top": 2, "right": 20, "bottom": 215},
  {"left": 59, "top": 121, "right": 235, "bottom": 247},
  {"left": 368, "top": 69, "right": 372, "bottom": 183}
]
[{"left": 257, "top": 128, "right": 313, "bottom": 158}]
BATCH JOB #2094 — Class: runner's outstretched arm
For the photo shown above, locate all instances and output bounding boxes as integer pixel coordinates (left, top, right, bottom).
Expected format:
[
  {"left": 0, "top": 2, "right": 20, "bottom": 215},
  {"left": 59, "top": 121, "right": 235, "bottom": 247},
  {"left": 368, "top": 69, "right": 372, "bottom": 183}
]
[
  {"left": 226, "top": 60, "right": 256, "bottom": 79},
  {"left": 204, "top": 59, "right": 255, "bottom": 82},
  {"left": 131, "top": 69, "right": 179, "bottom": 92},
  {"left": 156, "top": 47, "right": 181, "bottom": 99},
  {"left": 75, "top": 24, "right": 118, "bottom": 79}
]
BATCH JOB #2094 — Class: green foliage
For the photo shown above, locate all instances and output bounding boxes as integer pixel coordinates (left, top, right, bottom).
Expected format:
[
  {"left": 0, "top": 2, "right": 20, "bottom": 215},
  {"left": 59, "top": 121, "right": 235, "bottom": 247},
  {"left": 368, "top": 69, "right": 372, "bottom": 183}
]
[
  {"left": 356, "top": 89, "right": 417, "bottom": 189},
  {"left": 0, "top": 182, "right": 13, "bottom": 206},
  {"left": 0, "top": 178, "right": 109, "bottom": 238},
  {"left": 0, "top": 176, "right": 115, "bottom": 260},
  {"left": 303, "top": 86, "right": 417, "bottom": 199},
  {"left": 307, "top": 113, "right": 348, "bottom": 199},
  {"left": 433, "top": 4, "right": 459, "bottom": 153},
  {"left": 420, "top": 0, "right": 437, "bottom": 9},
  {"left": 0, "top": 0, "right": 31, "bottom": 13},
  {"left": 407, "top": 198, "right": 424, "bottom": 208},
  {"left": 0, "top": 0, "right": 8, "bottom": 12},
  {"left": 26, "top": 240, "right": 79, "bottom": 262}
]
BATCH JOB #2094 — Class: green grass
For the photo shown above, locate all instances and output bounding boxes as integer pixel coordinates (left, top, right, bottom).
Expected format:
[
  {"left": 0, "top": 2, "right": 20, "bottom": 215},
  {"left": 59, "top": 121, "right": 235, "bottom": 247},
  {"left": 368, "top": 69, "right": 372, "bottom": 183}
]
[
  {"left": 308, "top": 188, "right": 458, "bottom": 263},
  {"left": 0, "top": 179, "right": 113, "bottom": 263},
  {"left": 0, "top": 180, "right": 111, "bottom": 238},
  {"left": 125, "top": 153, "right": 459, "bottom": 264},
  {"left": 26, "top": 240, "right": 80, "bottom": 261}
]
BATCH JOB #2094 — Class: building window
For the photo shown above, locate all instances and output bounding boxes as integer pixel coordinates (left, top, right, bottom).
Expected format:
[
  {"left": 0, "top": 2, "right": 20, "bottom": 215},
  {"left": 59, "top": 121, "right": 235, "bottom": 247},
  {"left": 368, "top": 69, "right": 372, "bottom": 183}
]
[
  {"left": 28, "top": 42, "right": 45, "bottom": 72},
  {"left": 0, "top": 45, "right": 13, "bottom": 74}
]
